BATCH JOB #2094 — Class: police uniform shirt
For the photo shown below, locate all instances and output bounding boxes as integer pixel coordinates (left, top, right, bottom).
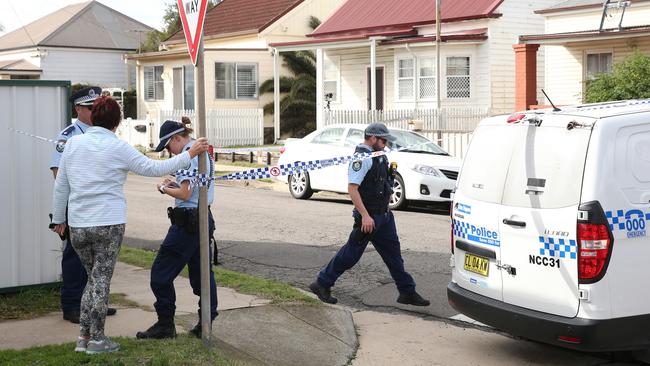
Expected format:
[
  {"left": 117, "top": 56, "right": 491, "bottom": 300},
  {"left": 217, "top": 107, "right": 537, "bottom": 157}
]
[
  {"left": 49, "top": 120, "right": 90, "bottom": 169},
  {"left": 348, "top": 143, "right": 374, "bottom": 185},
  {"left": 175, "top": 140, "right": 215, "bottom": 208}
]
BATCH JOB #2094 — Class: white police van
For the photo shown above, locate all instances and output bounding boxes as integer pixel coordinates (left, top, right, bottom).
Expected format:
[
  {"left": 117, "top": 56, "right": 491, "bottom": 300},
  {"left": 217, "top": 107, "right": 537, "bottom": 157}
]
[{"left": 448, "top": 99, "right": 650, "bottom": 355}]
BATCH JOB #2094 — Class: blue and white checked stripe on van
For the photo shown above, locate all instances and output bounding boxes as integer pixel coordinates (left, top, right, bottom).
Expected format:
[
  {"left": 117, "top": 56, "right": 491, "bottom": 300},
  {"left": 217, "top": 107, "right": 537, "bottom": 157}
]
[
  {"left": 606, "top": 210, "right": 627, "bottom": 231},
  {"left": 538, "top": 236, "right": 577, "bottom": 260},
  {"left": 453, "top": 220, "right": 470, "bottom": 240}
]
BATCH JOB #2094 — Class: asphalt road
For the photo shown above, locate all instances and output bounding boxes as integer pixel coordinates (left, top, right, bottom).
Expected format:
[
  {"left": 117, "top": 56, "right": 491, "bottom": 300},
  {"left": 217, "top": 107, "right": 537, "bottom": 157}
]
[{"left": 123, "top": 174, "right": 644, "bottom": 365}]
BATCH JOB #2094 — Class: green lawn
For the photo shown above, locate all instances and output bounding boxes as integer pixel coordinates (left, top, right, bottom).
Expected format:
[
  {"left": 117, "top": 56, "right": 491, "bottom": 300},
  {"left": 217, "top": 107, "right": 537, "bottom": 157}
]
[
  {"left": 0, "top": 335, "right": 240, "bottom": 366},
  {"left": 119, "top": 246, "right": 318, "bottom": 305}
]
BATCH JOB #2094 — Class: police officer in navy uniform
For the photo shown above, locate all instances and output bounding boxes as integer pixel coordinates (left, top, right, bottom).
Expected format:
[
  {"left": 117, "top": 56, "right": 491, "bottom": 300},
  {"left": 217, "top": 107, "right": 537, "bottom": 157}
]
[
  {"left": 309, "top": 122, "right": 430, "bottom": 307},
  {"left": 136, "top": 118, "right": 217, "bottom": 339},
  {"left": 50, "top": 86, "right": 117, "bottom": 323}
]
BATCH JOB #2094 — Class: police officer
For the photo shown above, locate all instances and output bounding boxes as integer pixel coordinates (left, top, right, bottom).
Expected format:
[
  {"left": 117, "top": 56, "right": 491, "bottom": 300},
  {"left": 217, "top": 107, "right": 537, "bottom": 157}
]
[
  {"left": 309, "top": 122, "right": 430, "bottom": 307},
  {"left": 50, "top": 86, "right": 117, "bottom": 323},
  {"left": 136, "top": 118, "right": 217, "bottom": 339}
]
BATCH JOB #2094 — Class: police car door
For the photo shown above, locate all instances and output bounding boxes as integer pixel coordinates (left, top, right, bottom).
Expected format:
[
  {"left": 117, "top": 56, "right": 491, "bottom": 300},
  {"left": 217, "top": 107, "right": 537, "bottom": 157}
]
[
  {"left": 498, "top": 115, "right": 592, "bottom": 317},
  {"left": 453, "top": 122, "right": 520, "bottom": 301}
]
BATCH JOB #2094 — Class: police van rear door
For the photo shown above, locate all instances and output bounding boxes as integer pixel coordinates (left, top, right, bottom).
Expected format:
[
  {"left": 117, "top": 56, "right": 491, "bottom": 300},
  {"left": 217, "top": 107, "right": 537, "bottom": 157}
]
[
  {"left": 453, "top": 122, "right": 520, "bottom": 301},
  {"left": 498, "top": 115, "right": 593, "bottom": 317}
]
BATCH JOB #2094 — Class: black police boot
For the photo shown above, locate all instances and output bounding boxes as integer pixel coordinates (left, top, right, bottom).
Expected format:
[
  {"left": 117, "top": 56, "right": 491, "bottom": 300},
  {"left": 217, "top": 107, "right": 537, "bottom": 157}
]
[
  {"left": 136, "top": 316, "right": 177, "bottom": 339},
  {"left": 63, "top": 310, "right": 80, "bottom": 324},
  {"left": 309, "top": 281, "right": 337, "bottom": 304},
  {"left": 397, "top": 291, "right": 431, "bottom": 307},
  {"left": 107, "top": 307, "right": 117, "bottom": 316}
]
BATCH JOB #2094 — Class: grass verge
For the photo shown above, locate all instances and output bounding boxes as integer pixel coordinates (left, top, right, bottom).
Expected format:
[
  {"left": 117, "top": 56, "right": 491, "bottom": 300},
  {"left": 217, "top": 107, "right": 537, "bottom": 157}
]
[
  {"left": 0, "top": 335, "right": 240, "bottom": 366},
  {"left": 119, "top": 246, "right": 318, "bottom": 305},
  {"left": 0, "top": 287, "right": 60, "bottom": 321}
]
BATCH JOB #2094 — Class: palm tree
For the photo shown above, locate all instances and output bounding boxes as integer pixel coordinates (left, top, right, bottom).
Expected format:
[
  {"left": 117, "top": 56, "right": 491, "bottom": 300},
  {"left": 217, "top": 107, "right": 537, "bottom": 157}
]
[{"left": 259, "top": 17, "right": 321, "bottom": 138}]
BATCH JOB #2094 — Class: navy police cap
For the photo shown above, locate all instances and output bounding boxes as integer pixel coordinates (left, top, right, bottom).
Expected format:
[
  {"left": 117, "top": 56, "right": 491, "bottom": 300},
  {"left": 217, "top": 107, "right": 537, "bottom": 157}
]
[
  {"left": 70, "top": 86, "right": 102, "bottom": 106},
  {"left": 154, "top": 120, "right": 186, "bottom": 152},
  {"left": 364, "top": 122, "right": 397, "bottom": 142}
]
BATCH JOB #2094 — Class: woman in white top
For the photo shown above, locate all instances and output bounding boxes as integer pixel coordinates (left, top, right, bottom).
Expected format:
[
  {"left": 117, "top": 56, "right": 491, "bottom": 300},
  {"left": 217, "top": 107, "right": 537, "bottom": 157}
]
[{"left": 51, "top": 96, "right": 209, "bottom": 354}]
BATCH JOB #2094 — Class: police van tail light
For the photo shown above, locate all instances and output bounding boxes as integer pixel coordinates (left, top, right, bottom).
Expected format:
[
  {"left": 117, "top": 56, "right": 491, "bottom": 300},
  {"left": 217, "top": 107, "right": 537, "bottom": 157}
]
[
  {"left": 577, "top": 223, "right": 610, "bottom": 281},
  {"left": 577, "top": 201, "right": 614, "bottom": 283}
]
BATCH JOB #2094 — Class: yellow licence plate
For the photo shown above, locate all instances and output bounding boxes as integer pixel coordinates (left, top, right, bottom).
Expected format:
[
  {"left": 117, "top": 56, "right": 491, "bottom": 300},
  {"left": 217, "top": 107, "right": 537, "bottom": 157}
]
[{"left": 464, "top": 253, "right": 489, "bottom": 277}]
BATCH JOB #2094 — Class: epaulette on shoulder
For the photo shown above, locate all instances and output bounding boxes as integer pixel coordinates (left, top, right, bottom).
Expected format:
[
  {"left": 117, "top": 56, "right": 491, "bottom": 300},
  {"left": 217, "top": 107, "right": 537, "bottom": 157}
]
[{"left": 61, "top": 125, "right": 76, "bottom": 137}]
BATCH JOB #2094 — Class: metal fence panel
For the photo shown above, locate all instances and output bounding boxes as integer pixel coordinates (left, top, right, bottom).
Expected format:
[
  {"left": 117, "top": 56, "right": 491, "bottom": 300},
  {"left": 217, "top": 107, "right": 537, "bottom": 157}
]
[{"left": 0, "top": 81, "right": 70, "bottom": 291}]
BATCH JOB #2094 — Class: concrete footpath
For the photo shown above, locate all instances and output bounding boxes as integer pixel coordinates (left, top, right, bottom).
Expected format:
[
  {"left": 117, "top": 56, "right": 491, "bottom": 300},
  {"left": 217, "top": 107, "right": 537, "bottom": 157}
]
[
  {"left": 0, "top": 261, "right": 627, "bottom": 366},
  {"left": 0, "top": 262, "right": 357, "bottom": 366}
]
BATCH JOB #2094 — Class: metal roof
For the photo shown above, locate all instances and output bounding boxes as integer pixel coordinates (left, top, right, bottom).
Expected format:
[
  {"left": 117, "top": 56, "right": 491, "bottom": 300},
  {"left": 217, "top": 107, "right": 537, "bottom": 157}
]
[
  {"left": 519, "top": 24, "right": 650, "bottom": 43},
  {"left": 309, "top": 0, "right": 504, "bottom": 38},
  {"left": 0, "top": 1, "right": 152, "bottom": 52},
  {"left": 165, "top": 0, "right": 304, "bottom": 44}
]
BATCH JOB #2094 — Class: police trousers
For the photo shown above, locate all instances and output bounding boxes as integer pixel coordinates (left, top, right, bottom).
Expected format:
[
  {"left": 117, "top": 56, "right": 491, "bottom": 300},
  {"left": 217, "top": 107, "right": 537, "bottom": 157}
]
[
  {"left": 150, "top": 213, "right": 218, "bottom": 320},
  {"left": 317, "top": 210, "right": 416, "bottom": 294}
]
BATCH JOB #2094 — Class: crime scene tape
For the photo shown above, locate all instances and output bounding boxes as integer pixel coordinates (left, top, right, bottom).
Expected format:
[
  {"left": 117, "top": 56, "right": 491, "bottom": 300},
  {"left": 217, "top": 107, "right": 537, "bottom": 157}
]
[
  {"left": 7, "top": 126, "right": 429, "bottom": 187},
  {"left": 8, "top": 127, "right": 67, "bottom": 152},
  {"left": 176, "top": 141, "right": 430, "bottom": 187}
]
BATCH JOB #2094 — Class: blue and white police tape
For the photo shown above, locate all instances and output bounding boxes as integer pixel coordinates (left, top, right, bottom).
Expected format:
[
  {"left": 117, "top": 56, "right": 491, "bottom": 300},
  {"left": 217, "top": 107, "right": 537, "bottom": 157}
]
[
  {"left": 176, "top": 142, "right": 428, "bottom": 187},
  {"left": 7, "top": 127, "right": 66, "bottom": 152}
]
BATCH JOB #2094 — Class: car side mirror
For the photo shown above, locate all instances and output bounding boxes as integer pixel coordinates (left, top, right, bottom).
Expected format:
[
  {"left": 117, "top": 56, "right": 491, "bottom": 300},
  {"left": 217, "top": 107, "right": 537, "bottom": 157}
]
[{"left": 134, "top": 125, "right": 147, "bottom": 133}]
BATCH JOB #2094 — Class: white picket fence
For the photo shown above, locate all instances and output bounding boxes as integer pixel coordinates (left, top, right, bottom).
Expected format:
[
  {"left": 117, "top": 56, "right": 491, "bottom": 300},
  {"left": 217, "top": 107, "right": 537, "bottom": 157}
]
[
  {"left": 324, "top": 107, "right": 489, "bottom": 158},
  {"left": 157, "top": 108, "right": 264, "bottom": 148}
]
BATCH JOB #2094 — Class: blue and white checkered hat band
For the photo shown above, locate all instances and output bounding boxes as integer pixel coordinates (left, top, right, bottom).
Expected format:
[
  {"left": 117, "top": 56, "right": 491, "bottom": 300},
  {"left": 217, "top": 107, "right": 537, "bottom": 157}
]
[{"left": 74, "top": 95, "right": 99, "bottom": 105}]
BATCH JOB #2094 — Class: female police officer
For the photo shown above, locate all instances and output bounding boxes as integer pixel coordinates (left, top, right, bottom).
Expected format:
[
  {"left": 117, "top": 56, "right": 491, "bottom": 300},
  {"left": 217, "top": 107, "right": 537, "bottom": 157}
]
[{"left": 136, "top": 117, "right": 217, "bottom": 339}]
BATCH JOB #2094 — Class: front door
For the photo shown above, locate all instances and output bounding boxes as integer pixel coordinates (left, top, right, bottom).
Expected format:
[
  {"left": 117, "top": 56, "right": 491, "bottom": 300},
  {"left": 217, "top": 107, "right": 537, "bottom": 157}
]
[{"left": 367, "top": 67, "right": 384, "bottom": 111}]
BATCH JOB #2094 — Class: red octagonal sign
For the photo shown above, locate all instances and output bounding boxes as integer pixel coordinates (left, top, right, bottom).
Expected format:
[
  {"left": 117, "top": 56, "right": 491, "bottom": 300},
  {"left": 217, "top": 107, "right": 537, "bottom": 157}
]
[{"left": 177, "top": 0, "right": 209, "bottom": 66}]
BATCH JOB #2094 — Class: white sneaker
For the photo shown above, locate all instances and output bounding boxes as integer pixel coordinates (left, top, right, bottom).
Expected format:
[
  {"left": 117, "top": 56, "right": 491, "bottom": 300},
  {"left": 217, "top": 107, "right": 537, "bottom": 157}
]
[
  {"left": 74, "top": 337, "right": 88, "bottom": 352},
  {"left": 86, "top": 338, "right": 120, "bottom": 354}
]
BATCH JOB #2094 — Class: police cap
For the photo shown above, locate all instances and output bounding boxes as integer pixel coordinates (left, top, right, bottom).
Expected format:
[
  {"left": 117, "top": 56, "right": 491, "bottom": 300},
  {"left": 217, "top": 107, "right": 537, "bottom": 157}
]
[
  {"left": 364, "top": 122, "right": 396, "bottom": 142},
  {"left": 70, "top": 86, "right": 102, "bottom": 106},
  {"left": 154, "top": 120, "right": 186, "bottom": 152}
]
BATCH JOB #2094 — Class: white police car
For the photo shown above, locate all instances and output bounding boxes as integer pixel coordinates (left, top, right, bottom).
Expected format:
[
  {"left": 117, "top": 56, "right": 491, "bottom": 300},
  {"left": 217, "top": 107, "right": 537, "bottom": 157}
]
[
  {"left": 448, "top": 99, "right": 650, "bottom": 357},
  {"left": 278, "top": 124, "right": 460, "bottom": 210}
]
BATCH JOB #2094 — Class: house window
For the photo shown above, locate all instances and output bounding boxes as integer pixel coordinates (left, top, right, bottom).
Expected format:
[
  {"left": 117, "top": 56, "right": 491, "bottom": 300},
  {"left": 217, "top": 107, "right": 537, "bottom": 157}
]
[
  {"left": 183, "top": 65, "right": 195, "bottom": 110},
  {"left": 144, "top": 66, "right": 164, "bottom": 101},
  {"left": 419, "top": 57, "right": 435, "bottom": 99},
  {"left": 324, "top": 55, "right": 340, "bottom": 102},
  {"left": 446, "top": 57, "right": 470, "bottom": 98},
  {"left": 215, "top": 62, "right": 258, "bottom": 100},
  {"left": 398, "top": 58, "right": 415, "bottom": 99},
  {"left": 586, "top": 52, "right": 612, "bottom": 80}
]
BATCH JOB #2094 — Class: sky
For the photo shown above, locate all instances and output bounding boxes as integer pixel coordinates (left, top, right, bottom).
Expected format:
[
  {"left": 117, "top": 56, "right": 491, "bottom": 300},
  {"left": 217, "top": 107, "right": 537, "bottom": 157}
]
[{"left": 0, "top": 0, "right": 173, "bottom": 35}]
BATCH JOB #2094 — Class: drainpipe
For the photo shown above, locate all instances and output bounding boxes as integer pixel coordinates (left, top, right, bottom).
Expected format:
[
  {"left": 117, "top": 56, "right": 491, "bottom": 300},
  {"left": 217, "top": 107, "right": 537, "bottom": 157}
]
[
  {"left": 273, "top": 48, "right": 280, "bottom": 142},
  {"left": 370, "top": 38, "right": 377, "bottom": 112}
]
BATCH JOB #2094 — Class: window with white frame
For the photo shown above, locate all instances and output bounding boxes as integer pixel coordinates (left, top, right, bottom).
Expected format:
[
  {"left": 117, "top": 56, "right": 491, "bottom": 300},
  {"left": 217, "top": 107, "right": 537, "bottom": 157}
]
[
  {"left": 144, "top": 65, "right": 164, "bottom": 101},
  {"left": 419, "top": 57, "right": 435, "bottom": 99},
  {"left": 397, "top": 58, "right": 415, "bottom": 100},
  {"left": 446, "top": 56, "right": 470, "bottom": 98},
  {"left": 586, "top": 52, "right": 612, "bottom": 80},
  {"left": 323, "top": 55, "right": 340, "bottom": 102},
  {"left": 215, "top": 62, "right": 259, "bottom": 99}
]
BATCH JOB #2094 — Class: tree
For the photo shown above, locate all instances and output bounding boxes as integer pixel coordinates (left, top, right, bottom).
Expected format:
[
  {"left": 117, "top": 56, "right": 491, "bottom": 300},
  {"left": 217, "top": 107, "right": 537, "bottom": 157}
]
[
  {"left": 141, "top": 1, "right": 219, "bottom": 52},
  {"left": 584, "top": 50, "right": 650, "bottom": 103},
  {"left": 259, "top": 17, "right": 321, "bottom": 138}
]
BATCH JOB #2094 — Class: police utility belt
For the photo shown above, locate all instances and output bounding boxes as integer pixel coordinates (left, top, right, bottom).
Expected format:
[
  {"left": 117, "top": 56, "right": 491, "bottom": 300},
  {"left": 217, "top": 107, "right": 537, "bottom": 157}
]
[{"left": 167, "top": 206, "right": 210, "bottom": 232}]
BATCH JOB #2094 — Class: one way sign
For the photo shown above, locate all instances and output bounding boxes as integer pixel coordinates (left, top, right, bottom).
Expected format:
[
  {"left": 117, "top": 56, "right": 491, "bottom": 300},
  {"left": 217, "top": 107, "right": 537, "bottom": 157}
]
[{"left": 177, "top": 0, "right": 209, "bottom": 65}]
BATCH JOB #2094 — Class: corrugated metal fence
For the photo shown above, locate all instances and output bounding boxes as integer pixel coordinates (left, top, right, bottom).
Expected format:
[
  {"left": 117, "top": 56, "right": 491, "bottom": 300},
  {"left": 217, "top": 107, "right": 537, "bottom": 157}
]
[
  {"left": 157, "top": 108, "right": 264, "bottom": 148},
  {"left": 1, "top": 80, "right": 69, "bottom": 291},
  {"left": 324, "top": 108, "right": 489, "bottom": 158}
]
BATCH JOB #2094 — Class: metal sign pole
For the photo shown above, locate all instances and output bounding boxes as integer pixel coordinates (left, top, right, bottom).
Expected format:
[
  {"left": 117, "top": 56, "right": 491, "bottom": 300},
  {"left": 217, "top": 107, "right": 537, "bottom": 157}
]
[{"left": 195, "top": 36, "right": 211, "bottom": 347}]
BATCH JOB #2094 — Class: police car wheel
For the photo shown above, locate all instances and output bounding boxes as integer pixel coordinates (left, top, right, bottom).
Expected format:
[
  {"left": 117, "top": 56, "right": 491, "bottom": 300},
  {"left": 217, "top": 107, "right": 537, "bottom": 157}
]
[
  {"left": 389, "top": 174, "right": 407, "bottom": 210},
  {"left": 289, "top": 171, "right": 313, "bottom": 199}
]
